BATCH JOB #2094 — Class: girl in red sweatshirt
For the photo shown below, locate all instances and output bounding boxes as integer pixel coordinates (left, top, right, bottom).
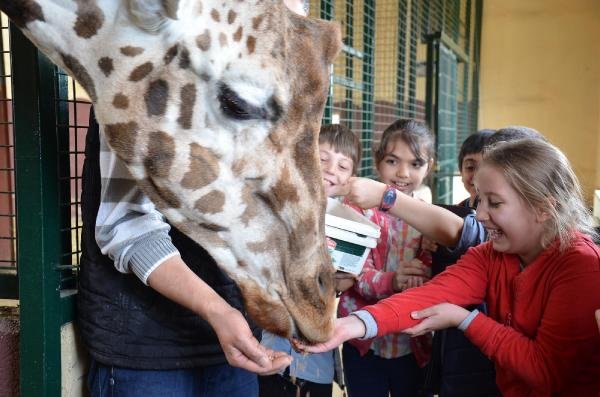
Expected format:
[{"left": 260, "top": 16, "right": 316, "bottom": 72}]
[{"left": 300, "top": 138, "right": 600, "bottom": 397}]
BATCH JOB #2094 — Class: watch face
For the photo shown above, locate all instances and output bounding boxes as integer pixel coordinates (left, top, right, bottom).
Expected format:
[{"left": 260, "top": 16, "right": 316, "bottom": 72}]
[{"left": 380, "top": 186, "right": 397, "bottom": 211}]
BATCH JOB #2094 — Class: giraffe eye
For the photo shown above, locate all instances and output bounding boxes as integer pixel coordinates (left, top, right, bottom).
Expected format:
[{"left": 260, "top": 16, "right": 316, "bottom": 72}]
[{"left": 218, "top": 83, "right": 267, "bottom": 121}]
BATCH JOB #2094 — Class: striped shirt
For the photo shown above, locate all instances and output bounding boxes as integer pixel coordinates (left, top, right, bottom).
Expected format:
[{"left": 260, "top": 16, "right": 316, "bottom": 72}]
[{"left": 96, "top": 127, "right": 179, "bottom": 284}]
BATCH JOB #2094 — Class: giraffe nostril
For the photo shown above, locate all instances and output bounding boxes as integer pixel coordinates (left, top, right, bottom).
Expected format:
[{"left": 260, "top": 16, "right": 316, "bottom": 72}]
[{"left": 316, "top": 270, "right": 332, "bottom": 297}]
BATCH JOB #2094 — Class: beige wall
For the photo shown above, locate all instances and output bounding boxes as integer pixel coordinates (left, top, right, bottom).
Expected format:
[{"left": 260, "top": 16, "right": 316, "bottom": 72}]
[{"left": 479, "top": 0, "right": 600, "bottom": 203}]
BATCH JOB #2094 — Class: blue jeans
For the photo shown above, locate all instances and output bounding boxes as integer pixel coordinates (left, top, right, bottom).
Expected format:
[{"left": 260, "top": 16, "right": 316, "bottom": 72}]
[
  {"left": 342, "top": 343, "right": 423, "bottom": 397},
  {"left": 87, "top": 359, "right": 258, "bottom": 397}
]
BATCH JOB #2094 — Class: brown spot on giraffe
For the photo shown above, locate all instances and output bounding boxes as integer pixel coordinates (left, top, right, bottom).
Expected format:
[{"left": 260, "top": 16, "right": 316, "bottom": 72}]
[
  {"left": 231, "top": 159, "right": 247, "bottom": 177},
  {"left": 233, "top": 26, "right": 243, "bottom": 42},
  {"left": 144, "top": 131, "right": 175, "bottom": 179},
  {"left": 248, "top": 239, "right": 269, "bottom": 254},
  {"left": 112, "top": 93, "right": 129, "bottom": 109},
  {"left": 269, "top": 166, "right": 299, "bottom": 211},
  {"left": 261, "top": 268, "right": 271, "bottom": 281},
  {"left": 164, "top": 45, "right": 178, "bottom": 65},
  {"left": 270, "top": 37, "right": 285, "bottom": 60},
  {"left": 240, "top": 184, "right": 259, "bottom": 226},
  {"left": 61, "top": 53, "right": 97, "bottom": 102},
  {"left": 1, "top": 1, "right": 44, "bottom": 29},
  {"left": 246, "top": 35, "right": 256, "bottom": 54},
  {"left": 293, "top": 129, "right": 320, "bottom": 196},
  {"left": 178, "top": 47, "right": 191, "bottom": 69},
  {"left": 98, "top": 57, "right": 113, "bottom": 77},
  {"left": 210, "top": 8, "right": 220, "bottom": 22},
  {"left": 194, "top": 190, "right": 225, "bottom": 214},
  {"left": 146, "top": 179, "right": 182, "bottom": 208},
  {"left": 120, "top": 46, "right": 144, "bottom": 56},
  {"left": 227, "top": 10, "right": 237, "bottom": 24},
  {"left": 74, "top": 0, "right": 104, "bottom": 39},
  {"left": 129, "top": 62, "right": 154, "bottom": 82},
  {"left": 252, "top": 15, "right": 264, "bottom": 30},
  {"left": 289, "top": 214, "right": 317, "bottom": 257},
  {"left": 181, "top": 143, "right": 220, "bottom": 190},
  {"left": 177, "top": 83, "right": 196, "bottom": 129},
  {"left": 104, "top": 121, "right": 138, "bottom": 163},
  {"left": 219, "top": 32, "right": 228, "bottom": 47},
  {"left": 145, "top": 79, "right": 169, "bottom": 117},
  {"left": 196, "top": 29, "right": 211, "bottom": 51}
]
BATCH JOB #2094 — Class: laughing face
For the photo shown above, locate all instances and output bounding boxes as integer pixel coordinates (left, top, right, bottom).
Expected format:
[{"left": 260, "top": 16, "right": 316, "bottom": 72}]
[
  {"left": 319, "top": 142, "right": 354, "bottom": 196},
  {"left": 474, "top": 164, "right": 548, "bottom": 264},
  {"left": 377, "top": 139, "right": 432, "bottom": 195}
]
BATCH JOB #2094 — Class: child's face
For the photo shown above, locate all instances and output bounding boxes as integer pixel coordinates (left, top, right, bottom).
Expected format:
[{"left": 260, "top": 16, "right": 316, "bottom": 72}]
[
  {"left": 461, "top": 152, "right": 484, "bottom": 200},
  {"left": 319, "top": 142, "right": 354, "bottom": 197},
  {"left": 377, "top": 139, "right": 431, "bottom": 195},
  {"left": 474, "top": 164, "right": 547, "bottom": 264}
]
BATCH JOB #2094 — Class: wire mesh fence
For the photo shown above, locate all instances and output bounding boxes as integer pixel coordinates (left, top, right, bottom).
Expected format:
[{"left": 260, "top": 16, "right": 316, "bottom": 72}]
[
  {"left": 0, "top": 13, "right": 16, "bottom": 278},
  {"left": 311, "top": 0, "right": 481, "bottom": 201}
]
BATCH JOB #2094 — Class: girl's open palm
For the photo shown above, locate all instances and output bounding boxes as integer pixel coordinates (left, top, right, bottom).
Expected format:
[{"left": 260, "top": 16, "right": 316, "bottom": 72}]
[{"left": 403, "top": 303, "right": 470, "bottom": 336}]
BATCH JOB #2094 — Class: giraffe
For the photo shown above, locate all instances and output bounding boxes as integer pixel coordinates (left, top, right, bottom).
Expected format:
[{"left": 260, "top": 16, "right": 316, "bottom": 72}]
[{"left": 2, "top": 0, "right": 342, "bottom": 342}]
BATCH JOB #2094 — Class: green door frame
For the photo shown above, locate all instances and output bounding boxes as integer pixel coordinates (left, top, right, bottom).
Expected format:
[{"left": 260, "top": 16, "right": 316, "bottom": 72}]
[{"left": 11, "top": 26, "right": 76, "bottom": 396}]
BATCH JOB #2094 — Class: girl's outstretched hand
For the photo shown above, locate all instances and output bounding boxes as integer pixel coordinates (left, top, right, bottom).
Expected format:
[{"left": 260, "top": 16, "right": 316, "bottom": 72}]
[
  {"left": 292, "top": 315, "right": 366, "bottom": 354},
  {"left": 403, "top": 303, "right": 470, "bottom": 336}
]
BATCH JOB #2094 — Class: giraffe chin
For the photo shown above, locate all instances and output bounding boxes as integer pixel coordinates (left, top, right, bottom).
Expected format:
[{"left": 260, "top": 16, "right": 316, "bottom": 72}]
[{"left": 237, "top": 279, "right": 335, "bottom": 343}]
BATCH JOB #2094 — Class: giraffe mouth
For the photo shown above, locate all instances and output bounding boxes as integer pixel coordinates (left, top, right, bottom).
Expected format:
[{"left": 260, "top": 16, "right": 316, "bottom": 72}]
[{"left": 290, "top": 319, "right": 310, "bottom": 344}]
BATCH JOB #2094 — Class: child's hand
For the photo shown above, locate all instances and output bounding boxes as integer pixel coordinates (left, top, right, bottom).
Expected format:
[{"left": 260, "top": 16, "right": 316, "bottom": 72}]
[
  {"left": 342, "top": 177, "right": 387, "bottom": 209},
  {"left": 392, "top": 259, "right": 431, "bottom": 292},
  {"left": 420, "top": 236, "right": 438, "bottom": 253},
  {"left": 334, "top": 271, "right": 356, "bottom": 294},
  {"left": 292, "top": 316, "right": 366, "bottom": 354},
  {"left": 403, "top": 303, "right": 470, "bottom": 336}
]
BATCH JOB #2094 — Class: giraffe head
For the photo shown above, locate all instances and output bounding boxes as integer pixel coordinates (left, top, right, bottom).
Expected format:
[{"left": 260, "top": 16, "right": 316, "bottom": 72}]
[{"left": 3, "top": 0, "right": 342, "bottom": 342}]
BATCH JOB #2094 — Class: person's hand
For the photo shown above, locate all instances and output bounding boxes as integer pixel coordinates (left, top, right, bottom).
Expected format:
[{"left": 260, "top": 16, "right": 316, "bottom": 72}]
[
  {"left": 292, "top": 316, "right": 365, "bottom": 354},
  {"left": 403, "top": 303, "right": 470, "bottom": 336},
  {"left": 208, "top": 305, "right": 292, "bottom": 375},
  {"left": 331, "top": 177, "right": 387, "bottom": 209},
  {"left": 334, "top": 271, "right": 356, "bottom": 293},
  {"left": 392, "top": 258, "right": 431, "bottom": 292},
  {"left": 595, "top": 309, "right": 600, "bottom": 334},
  {"left": 420, "top": 236, "right": 438, "bottom": 253}
]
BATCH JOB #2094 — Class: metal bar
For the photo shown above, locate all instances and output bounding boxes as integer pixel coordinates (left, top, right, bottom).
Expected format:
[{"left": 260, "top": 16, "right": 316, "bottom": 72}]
[
  {"left": 360, "top": 0, "right": 375, "bottom": 177},
  {"left": 341, "top": 44, "right": 364, "bottom": 59},
  {"left": 320, "top": 0, "right": 334, "bottom": 123},
  {"left": 332, "top": 75, "right": 364, "bottom": 91},
  {"left": 11, "top": 25, "right": 63, "bottom": 397}
]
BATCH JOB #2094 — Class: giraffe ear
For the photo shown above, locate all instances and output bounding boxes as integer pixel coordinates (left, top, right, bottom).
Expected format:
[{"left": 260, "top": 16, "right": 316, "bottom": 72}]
[
  {"left": 126, "top": 0, "right": 179, "bottom": 32},
  {"left": 290, "top": 14, "right": 342, "bottom": 66},
  {"left": 314, "top": 20, "right": 342, "bottom": 66}
]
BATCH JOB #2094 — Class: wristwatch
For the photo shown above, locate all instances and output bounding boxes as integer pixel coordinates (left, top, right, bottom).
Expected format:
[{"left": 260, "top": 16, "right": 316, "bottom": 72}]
[{"left": 379, "top": 185, "right": 397, "bottom": 212}]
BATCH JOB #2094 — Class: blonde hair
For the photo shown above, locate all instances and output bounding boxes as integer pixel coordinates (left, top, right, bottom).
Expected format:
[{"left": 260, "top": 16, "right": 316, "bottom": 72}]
[{"left": 483, "top": 138, "right": 597, "bottom": 250}]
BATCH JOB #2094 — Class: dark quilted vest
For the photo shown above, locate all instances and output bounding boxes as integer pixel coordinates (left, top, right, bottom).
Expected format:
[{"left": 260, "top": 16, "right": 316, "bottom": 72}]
[
  {"left": 77, "top": 110, "right": 259, "bottom": 369},
  {"left": 425, "top": 205, "right": 501, "bottom": 397}
]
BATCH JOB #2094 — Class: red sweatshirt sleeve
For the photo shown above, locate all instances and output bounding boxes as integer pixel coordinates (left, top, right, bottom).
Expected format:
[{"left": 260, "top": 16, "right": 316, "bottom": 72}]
[
  {"left": 465, "top": 245, "right": 600, "bottom": 393},
  {"left": 365, "top": 244, "right": 489, "bottom": 335}
]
